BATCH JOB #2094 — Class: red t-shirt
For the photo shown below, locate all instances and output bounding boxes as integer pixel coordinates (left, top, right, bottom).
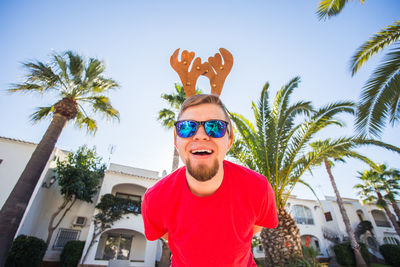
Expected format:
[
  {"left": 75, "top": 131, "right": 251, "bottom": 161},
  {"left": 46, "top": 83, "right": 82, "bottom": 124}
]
[{"left": 142, "top": 160, "right": 278, "bottom": 267}]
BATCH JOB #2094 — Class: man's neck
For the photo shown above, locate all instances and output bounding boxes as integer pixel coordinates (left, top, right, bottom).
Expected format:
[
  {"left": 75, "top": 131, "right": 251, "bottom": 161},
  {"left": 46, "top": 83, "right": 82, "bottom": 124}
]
[{"left": 185, "top": 167, "right": 224, "bottom": 197}]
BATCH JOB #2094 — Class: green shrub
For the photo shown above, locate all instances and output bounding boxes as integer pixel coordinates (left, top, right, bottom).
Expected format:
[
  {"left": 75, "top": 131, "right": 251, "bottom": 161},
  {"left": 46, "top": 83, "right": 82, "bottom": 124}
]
[
  {"left": 5, "top": 235, "right": 47, "bottom": 267},
  {"left": 379, "top": 244, "right": 400, "bottom": 266},
  {"left": 60, "top": 240, "right": 85, "bottom": 267},
  {"left": 333, "top": 242, "right": 370, "bottom": 266}
]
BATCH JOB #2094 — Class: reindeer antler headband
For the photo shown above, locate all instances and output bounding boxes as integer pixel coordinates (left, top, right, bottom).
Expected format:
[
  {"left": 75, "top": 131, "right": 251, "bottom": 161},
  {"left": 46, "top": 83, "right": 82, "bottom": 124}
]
[{"left": 170, "top": 48, "right": 233, "bottom": 97}]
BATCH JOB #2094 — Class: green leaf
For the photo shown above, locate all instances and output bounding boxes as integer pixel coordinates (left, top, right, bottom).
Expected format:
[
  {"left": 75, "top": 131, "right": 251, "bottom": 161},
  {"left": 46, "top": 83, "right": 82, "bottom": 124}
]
[
  {"left": 356, "top": 47, "right": 400, "bottom": 137},
  {"left": 30, "top": 106, "right": 54, "bottom": 122},
  {"left": 350, "top": 21, "right": 400, "bottom": 75}
]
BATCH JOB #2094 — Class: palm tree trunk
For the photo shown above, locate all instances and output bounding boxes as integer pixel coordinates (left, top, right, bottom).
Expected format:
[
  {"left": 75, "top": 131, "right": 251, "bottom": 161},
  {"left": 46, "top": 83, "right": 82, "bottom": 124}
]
[
  {"left": 0, "top": 114, "right": 68, "bottom": 266},
  {"left": 389, "top": 199, "right": 400, "bottom": 222},
  {"left": 172, "top": 147, "right": 179, "bottom": 172},
  {"left": 260, "top": 208, "right": 302, "bottom": 266},
  {"left": 324, "top": 159, "right": 367, "bottom": 267},
  {"left": 377, "top": 192, "right": 400, "bottom": 237}
]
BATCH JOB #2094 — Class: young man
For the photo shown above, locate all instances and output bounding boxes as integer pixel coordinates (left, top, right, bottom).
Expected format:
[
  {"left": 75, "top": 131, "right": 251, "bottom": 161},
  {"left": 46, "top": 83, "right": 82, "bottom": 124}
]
[{"left": 142, "top": 94, "right": 278, "bottom": 267}]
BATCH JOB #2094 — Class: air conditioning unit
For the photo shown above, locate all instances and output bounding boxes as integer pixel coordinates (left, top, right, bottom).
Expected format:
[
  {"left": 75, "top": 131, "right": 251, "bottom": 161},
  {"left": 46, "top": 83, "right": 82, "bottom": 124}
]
[{"left": 73, "top": 216, "right": 87, "bottom": 227}]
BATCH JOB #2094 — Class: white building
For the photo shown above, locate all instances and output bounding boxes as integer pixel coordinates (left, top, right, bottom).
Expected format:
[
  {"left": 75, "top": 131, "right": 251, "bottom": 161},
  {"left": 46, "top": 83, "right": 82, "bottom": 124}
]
[{"left": 1, "top": 136, "right": 399, "bottom": 266}]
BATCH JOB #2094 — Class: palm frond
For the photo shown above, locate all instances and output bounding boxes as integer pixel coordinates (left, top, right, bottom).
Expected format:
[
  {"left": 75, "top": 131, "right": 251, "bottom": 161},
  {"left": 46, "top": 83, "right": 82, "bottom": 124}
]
[
  {"left": 30, "top": 106, "right": 54, "bottom": 122},
  {"left": 89, "top": 77, "right": 119, "bottom": 95},
  {"left": 316, "top": 0, "right": 357, "bottom": 21},
  {"left": 79, "top": 95, "right": 120, "bottom": 121},
  {"left": 228, "top": 137, "right": 257, "bottom": 171},
  {"left": 85, "top": 58, "right": 105, "bottom": 84},
  {"left": 53, "top": 53, "right": 70, "bottom": 89},
  {"left": 157, "top": 108, "right": 176, "bottom": 129},
  {"left": 255, "top": 82, "right": 270, "bottom": 149},
  {"left": 355, "top": 47, "right": 400, "bottom": 137},
  {"left": 10, "top": 61, "right": 60, "bottom": 93},
  {"left": 74, "top": 111, "right": 98, "bottom": 134},
  {"left": 350, "top": 21, "right": 400, "bottom": 75},
  {"left": 313, "top": 101, "right": 355, "bottom": 120},
  {"left": 229, "top": 112, "right": 267, "bottom": 176},
  {"left": 8, "top": 83, "right": 46, "bottom": 93},
  {"left": 66, "top": 51, "right": 85, "bottom": 85}
]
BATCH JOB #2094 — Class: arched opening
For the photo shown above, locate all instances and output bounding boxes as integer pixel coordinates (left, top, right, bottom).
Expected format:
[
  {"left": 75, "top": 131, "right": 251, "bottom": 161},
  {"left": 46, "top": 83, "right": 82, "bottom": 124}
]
[
  {"left": 95, "top": 228, "right": 146, "bottom": 262},
  {"left": 292, "top": 205, "right": 314, "bottom": 225},
  {"left": 301, "top": 235, "right": 320, "bottom": 251},
  {"left": 371, "top": 210, "right": 391, "bottom": 227}
]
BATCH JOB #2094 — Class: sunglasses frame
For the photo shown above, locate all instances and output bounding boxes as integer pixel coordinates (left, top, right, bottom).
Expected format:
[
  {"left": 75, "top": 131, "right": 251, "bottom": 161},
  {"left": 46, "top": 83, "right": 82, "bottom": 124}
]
[{"left": 174, "top": 119, "right": 229, "bottom": 138}]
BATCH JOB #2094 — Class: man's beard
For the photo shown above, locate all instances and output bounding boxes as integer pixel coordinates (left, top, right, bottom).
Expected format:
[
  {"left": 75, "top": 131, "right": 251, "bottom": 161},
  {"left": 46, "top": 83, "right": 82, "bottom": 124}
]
[{"left": 186, "top": 158, "right": 219, "bottom": 182}]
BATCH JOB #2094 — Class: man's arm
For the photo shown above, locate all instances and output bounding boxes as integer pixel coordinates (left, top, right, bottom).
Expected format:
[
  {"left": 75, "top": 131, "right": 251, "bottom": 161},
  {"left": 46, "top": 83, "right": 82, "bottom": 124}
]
[{"left": 253, "top": 225, "right": 262, "bottom": 235}]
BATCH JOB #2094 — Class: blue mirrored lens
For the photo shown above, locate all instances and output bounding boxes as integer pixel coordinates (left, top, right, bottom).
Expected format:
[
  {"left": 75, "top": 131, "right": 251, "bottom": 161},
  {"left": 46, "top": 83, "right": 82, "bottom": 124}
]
[
  {"left": 204, "top": 120, "right": 227, "bottom": 138},
  {"left": 176, "top": 121, "right": 197, "bottom": 138}
]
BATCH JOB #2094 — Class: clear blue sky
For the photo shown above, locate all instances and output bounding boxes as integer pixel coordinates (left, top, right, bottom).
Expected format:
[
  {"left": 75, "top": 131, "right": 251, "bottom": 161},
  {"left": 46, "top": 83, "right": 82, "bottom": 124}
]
[{"left": 0, "top": 0, "right": 399, "bottom": 199}]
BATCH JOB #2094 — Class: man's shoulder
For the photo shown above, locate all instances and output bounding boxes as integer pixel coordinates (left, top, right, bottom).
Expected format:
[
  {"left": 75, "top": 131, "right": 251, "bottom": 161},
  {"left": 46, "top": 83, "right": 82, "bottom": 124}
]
[
  {"left": 145, "top": 166, "right": 185, "bottom": 199},
  {"left": 224, "top": 160, "right": 267, "bottom": 185}
]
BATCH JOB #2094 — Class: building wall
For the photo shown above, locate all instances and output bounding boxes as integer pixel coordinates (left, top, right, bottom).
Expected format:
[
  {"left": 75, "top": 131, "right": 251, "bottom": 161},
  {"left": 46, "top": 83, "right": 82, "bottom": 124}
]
[
  {"left": 2, "top": 136, "right": 400, "bottom": 266},
  {"left": 80, "top": 167, "right": 161, "bottom": 266},
  {"left": 0, "top": 137, "right": 43, "bottom": 209}
]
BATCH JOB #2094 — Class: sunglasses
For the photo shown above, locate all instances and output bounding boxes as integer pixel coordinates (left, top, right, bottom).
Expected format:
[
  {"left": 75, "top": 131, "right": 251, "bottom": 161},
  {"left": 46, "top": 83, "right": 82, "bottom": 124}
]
[{"left": 174, "top": 120, "right": 229, "bottom": 138}]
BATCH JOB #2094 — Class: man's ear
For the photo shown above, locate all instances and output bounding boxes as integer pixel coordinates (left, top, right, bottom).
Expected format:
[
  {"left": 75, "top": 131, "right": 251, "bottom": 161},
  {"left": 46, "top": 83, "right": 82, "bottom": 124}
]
[
  {"left": 228, "top": 132, "right": 234, "bottom": 150},
  {"left": 174, "top": 129, "right": 177, "bottom": 148}
]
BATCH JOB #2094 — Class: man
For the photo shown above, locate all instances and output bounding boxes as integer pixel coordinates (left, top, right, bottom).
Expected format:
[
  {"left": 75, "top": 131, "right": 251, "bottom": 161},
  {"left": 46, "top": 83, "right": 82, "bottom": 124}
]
[{"left": 142, "top": 94, "right": 278, "bottom": 267}]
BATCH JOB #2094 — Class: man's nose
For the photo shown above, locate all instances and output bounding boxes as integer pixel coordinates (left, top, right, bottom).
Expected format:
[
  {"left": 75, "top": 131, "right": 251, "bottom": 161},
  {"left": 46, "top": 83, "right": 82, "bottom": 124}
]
[{"left": 193, "top": 125, "right": 209, "bottom": 140}]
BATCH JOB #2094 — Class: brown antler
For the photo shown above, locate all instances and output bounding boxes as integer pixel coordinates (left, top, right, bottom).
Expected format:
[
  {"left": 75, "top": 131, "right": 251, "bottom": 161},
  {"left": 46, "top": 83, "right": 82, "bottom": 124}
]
[
  {"left": 170, "top": 48, "right": 234, "bottom": 97},
  {"left": 202, "top": 48, "right": 233, "bottom": 96},
  {"left": 170, "top": 49, "right": 208, "bottom": 97}
]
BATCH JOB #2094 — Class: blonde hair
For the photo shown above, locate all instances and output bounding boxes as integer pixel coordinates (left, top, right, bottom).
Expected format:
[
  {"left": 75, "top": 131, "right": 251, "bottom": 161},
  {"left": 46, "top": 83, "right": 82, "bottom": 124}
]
[{"left": 177, "top": 94, "right": 233, "bottom": 138}]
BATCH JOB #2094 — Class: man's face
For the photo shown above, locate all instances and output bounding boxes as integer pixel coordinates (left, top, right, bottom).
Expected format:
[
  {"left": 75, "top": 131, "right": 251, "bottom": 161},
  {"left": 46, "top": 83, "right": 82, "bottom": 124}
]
[{"left": 174, "top": 103, "right": 233, "bottom": 182}]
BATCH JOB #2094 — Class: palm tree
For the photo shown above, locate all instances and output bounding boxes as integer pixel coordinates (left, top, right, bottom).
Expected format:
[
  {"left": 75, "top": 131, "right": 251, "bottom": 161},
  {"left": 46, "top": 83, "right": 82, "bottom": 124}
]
[
  {"left": 317, "top": 1, "right": 400, "bottom": 137},
  {"left": 228, "top": 76, "right": 356, "bottom": 266},
  {"left": 373, "top": 164, "right": 400, "bottom": 221},
  {"left": 308, "top": 138, "right": 400, "bottom": 266},
  {"left": 316, "top": 0, "right": 365, "bottom": 20},
  {"left": 0, "top": 51, "right": 119, "bottom": 265},
  {"left": 157, "top": 83, "right": 202, "bottom": 172},
  {"left": 355, "top": 168, "right": 400, "bottom": 237}
]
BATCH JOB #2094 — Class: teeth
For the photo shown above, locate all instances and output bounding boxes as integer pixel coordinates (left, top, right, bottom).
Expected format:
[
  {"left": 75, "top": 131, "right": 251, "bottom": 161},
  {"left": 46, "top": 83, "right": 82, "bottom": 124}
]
[{"left": 192, "top": 150, "right": 212, "bottom": 154}]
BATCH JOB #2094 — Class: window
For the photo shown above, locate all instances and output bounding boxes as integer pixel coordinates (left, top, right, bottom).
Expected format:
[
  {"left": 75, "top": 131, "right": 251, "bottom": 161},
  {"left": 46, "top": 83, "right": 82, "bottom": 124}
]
[
  {"left": 103, "top": 234, "right": 132, "bottom": 260},
  {"left": 115, "top": 192, "right": 142, "bottom": 213},
  {"left": 371, "top": 210, "right": 391, "bottom": 227},
  {"left": 292, "top": 205, "right": 314, "bottom": 225},
  {"left": 324, "top": 212, "right": 333, "bottom": 222},
  {"left": 115, "top": 192, "right": 141, "bottom": 202},
  {"left": 53, "top": 228, "right": 80, "bottom": 249}
]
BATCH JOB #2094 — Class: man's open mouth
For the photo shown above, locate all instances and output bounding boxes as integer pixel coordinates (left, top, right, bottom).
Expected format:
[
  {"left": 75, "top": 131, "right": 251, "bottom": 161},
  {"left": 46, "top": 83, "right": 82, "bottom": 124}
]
[{"left": 191, "top": 149, "right": 213, "bottom": 155}]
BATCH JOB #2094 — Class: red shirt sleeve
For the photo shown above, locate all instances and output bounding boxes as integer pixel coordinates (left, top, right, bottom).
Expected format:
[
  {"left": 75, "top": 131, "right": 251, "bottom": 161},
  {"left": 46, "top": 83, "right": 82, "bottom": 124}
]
[
  {"left": 255, "top": 180, "right": 278, "bottom": 228},
  {"left": 142, "top": 191, "right": 168, "bottom": 240}
]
